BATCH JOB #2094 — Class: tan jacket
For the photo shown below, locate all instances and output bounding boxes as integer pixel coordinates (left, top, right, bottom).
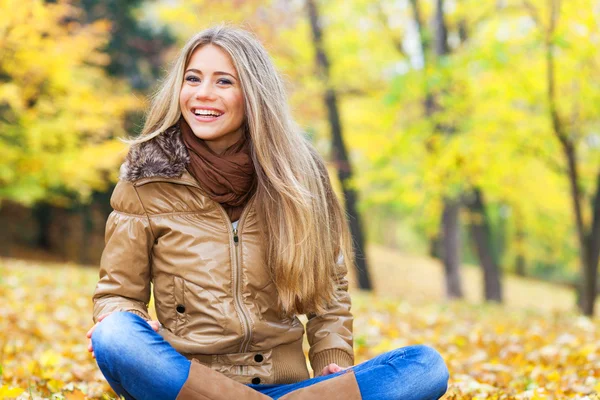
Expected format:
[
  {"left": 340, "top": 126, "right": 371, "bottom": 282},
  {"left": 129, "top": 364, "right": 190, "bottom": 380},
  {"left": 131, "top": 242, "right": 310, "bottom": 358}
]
[{"left": 92, "top": 126, "right": 354, "bottom": 385}]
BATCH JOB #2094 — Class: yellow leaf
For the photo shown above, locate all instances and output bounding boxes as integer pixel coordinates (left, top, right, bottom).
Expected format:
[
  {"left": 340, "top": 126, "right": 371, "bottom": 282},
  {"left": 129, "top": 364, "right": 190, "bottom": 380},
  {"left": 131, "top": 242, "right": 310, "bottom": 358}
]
[
  {"left": 47, "top": 378, "right": 63, "bottom": 392},
  {"left": 0, "top": 385, "right": 25, "bottom": 399},
  {"left": 547, "top": 371, "right": 561, "bottom": 382},
  {"left": 40, "top": 349, "right": 60, "bottom": 367}
]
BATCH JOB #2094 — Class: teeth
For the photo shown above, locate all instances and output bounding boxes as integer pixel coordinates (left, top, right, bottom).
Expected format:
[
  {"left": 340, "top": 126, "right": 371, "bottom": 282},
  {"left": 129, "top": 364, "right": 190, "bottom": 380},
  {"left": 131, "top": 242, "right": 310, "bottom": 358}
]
[{"left": 193, "top": 109, "right": 223, "bottom": 117}]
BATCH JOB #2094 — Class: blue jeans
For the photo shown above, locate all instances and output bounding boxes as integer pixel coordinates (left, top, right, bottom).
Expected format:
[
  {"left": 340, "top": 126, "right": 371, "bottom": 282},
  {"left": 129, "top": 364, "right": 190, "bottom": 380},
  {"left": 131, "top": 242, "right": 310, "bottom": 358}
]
[{"left": 92, "top": 312, "right": 449, "bottom": 400}]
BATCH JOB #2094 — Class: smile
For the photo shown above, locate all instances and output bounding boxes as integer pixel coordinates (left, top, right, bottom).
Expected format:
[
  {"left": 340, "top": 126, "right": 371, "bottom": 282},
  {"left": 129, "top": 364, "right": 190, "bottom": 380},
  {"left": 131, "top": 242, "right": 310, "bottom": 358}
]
[{"left": 192, "top": 108, "right": 224, "bottom": 118}]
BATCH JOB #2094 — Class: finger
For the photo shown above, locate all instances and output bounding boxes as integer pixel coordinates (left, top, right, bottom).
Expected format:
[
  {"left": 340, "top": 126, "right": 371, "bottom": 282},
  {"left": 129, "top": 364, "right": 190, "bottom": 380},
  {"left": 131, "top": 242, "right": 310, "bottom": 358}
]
[
  {"left": 86, "top": 323, "right": 98, "bottom": 338},
  {"left": 97, "top": 313, "right": 110, "bottom": 322},
  {"left": 92, "top": 351, "right": 95, "bottom": 359},
  {"left": 88, "top": 340, "right": 93, "bottom": 352},
  {"left": 147, "top": 320, "right": 160, "bottom": 332},
  {"left": 326, "top": 363, "right": 341, "bottom": 374},
  {"left": 87, "top": 313, "right": 111, "bottom": 338}
]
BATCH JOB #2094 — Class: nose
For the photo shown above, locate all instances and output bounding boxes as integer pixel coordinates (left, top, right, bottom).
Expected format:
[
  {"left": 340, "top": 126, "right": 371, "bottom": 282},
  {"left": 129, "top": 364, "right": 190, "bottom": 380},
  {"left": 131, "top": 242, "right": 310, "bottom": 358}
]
[{"left": 194, "top": 81, "right": 216, "bottom": 100}]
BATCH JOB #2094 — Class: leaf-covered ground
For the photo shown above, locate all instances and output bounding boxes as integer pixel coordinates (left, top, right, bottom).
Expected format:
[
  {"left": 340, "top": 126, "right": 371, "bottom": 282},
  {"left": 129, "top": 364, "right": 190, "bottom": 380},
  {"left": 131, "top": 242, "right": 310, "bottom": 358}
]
[{"left": 1, "top": 258, "right": 599, "bottom": 399}]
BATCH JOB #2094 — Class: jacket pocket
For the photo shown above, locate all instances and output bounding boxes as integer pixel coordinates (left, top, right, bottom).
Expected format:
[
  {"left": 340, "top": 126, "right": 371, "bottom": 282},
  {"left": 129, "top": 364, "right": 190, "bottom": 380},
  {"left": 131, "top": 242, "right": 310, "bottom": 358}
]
[
  {"left": 173, "top": 275, "right": 187, "bottom": 334},
  {"left": 166, "top": 274, "right": 231, "bottom": 344}
]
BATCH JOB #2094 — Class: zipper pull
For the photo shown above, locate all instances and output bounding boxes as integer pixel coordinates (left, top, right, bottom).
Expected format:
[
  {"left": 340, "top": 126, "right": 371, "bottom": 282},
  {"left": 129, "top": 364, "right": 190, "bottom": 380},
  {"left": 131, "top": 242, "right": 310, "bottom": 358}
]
[{"left": 233, "top": 228, "right": 239, "bottom": 246}]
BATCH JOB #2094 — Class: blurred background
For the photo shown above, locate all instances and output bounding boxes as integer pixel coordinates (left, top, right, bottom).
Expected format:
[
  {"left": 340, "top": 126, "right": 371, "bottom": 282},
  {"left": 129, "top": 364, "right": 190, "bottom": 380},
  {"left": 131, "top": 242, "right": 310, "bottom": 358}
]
[{"left": 1, "top": 0, "right": 599, "bottom": 314}]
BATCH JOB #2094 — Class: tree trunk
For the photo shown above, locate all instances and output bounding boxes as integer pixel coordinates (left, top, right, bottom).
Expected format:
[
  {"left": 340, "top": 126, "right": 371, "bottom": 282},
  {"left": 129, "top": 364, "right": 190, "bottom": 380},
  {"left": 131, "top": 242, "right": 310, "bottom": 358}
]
[
  {"left": 467, "top": 189, "right": 503, "bottom": 302},
  {"left": 542, "top": 0, "right": 597, "bottom": 315},
  {"left": 589, "top": 172, "right": 600, "bottom": 287},
  {"left": 434, "top": 0, "right": 449, "bottom": 56},
  {"left": 563, "top": 142, "right": 595, "bottom": 315},
  {"left": 408, "top": 0, "right": 464, "bottom": 298},
  {"left": 433, "top": 0, "right": 465, "bottom": 299},
  {"left": 577, "top": 169, "right": 600, "bottom": 315},
  {"left": 79, "top": 202, "right": 94, "bottom": 265},
  {"left": 515, "top": 252, "right": 526, "bottom": 277},
  {"left": 429, "top": 235, "right": 441, "bottom": 259},
  {"left": 306, "top": 0, "right": 372, "bottom": 290},
  {"left": 442, "top": 200, "right": 463, "bottom": 298},
  {"left": 34, "top": 202, "right": 52, "bottom": 250},
  {"left": 514, "top": 212, "right": 526, "bottom": 276},
  {"left": 409, "top": 0, "right": 428, "bottom": 64}
]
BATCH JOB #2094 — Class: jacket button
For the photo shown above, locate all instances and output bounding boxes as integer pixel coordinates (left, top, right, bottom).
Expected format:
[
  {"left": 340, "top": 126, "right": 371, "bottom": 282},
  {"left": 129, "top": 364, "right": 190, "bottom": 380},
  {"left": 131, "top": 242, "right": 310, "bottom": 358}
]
[
  {"left": 254, "top": 354, "right": 264, "bottom": 363},
  {"left": 252, "top": 377, "right": 261, "bottom": 384},
  {"left": 176, "top": 304, "right": 186, "bottom": 313}
]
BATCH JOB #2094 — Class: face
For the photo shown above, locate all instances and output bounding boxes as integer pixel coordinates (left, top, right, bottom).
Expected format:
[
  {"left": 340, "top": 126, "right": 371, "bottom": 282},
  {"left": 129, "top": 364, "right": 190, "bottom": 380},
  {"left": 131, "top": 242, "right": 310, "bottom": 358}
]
[{"left": 179, "top": 44, "right": 245, "bottom": 154}]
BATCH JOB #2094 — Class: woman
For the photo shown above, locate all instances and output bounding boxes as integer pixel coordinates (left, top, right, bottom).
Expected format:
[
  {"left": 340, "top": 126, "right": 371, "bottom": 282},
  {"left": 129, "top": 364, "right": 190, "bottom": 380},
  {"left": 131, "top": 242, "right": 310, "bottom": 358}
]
[{"left": 87, "top": 26, "right": 449, "bottom": 400}]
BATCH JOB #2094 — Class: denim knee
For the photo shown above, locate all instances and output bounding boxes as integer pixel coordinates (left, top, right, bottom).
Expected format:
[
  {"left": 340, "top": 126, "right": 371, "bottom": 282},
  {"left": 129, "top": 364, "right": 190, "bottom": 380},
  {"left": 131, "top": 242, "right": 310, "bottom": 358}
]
[
  {"left": 411, "top": 345, "right": 449, "bottom": 397},
  {"left": 92, "top": 311, "right": 143, "bottom": 362}
]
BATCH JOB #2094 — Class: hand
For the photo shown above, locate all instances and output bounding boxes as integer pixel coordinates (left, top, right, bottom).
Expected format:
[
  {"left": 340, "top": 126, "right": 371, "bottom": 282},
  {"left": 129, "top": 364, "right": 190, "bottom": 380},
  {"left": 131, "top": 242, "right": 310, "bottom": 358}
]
[
  {"left": 317, "top": 363, "right": 347, "bottom": 377},
  {"left": 86, "top": 313, "right": 160, "bottom": 358}
]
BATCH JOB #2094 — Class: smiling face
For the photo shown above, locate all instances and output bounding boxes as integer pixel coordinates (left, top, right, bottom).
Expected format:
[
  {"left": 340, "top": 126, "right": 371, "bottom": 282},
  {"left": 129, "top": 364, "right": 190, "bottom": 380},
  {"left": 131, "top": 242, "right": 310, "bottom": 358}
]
[{"left": 179, "top": 44, "right": 245, "bottom": 154}]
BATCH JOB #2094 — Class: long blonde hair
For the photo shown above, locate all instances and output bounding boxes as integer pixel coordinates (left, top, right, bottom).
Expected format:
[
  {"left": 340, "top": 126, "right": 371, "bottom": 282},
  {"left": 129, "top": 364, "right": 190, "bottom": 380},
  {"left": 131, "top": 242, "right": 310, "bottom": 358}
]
[{"left": 130, "top": 26, "right": 354, "bottom": 316}]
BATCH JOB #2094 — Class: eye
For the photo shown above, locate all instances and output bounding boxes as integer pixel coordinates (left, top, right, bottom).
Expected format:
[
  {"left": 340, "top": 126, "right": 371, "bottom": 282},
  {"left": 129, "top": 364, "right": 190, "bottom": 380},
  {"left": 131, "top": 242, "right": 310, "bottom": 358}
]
[
  {"left": 217, "top": 78, "right": 233, "bottom": 85},
  {"left": 185, "top": 75, "right": 200, "bottom": 83}
]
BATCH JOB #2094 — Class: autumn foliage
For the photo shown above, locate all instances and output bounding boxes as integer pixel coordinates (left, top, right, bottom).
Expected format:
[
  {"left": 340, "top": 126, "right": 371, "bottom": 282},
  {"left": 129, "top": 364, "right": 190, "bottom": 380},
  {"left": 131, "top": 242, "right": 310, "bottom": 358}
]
[
  {"left": 1, "top": 258, "right": 600, "bottom": 399},
  {"left": 0, "top": 0, "right": 139, "bottom": 206}
]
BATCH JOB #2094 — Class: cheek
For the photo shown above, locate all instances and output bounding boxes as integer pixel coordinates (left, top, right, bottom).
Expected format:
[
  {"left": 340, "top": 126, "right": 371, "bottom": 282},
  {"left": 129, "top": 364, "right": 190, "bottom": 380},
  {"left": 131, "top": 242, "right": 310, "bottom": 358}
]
[
  {"left": 179, "top": 85, "right": 194, "bottom": 108},
  {"left": 179, "top": 87, "right": 191, "bottom": 108},
  {"left": 231, "top": 92, "right": 245, "bottom": 120}
]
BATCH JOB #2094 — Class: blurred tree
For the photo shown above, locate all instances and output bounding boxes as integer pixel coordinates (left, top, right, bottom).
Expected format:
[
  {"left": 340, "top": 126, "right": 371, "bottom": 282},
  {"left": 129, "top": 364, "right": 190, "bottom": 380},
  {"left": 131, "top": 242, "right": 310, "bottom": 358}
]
[
  {"left": 520, "top": 0, "right": 600, "bottom": 315},
  {"left": 375, "top": 0, "right": 504, "bottom": 301},
  {"left": 298, "top": 0, "right": 585, "bottom": 304},
  {"left": 449, "top": 0, "right": 576, "bottom": 289},
  {"left": 467, "top": 189, "right": 503, "bottom": 301},
  {"left": 306, "top": 0, "right": 372, "bottom": 290},
  {"left": 430, "top": 0, "right": 466, "bottom": 300},
  {"left": 78, "top": 0, "right": 175, "bottom": 92},
  {"left": 0, "top": 0, "right": 139, "bottom": 206},
  {"left": 456, "top": 2, "right": 503, "bottom": 303}
]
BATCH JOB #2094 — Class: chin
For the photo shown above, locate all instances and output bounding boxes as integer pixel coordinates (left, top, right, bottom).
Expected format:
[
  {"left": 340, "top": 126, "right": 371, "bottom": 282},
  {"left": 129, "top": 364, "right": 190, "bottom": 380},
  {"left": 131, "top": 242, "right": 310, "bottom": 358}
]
[{"left": 187, "top": 126, "right": 221, "bottom": 139}]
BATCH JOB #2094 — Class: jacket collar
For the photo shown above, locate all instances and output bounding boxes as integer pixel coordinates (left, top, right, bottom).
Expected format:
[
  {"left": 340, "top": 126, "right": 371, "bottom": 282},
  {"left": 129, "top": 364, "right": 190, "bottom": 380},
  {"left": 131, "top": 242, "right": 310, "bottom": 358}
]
[{"left": 119, "top": 124, "right": 190, "bottom": 182}]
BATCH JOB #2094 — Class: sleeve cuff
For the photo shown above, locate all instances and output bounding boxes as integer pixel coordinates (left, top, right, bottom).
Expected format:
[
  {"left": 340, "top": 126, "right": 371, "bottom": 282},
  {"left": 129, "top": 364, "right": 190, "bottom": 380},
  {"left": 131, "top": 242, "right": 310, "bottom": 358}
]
[
  {"left": 93, "top": 307, "right": 150, "bottom": 323},
  {"left": 311, "top": 349, "right": 354, "bottom": 375},
  {"left": 126, "top": 309, "right": 150, "bottom": 320}
]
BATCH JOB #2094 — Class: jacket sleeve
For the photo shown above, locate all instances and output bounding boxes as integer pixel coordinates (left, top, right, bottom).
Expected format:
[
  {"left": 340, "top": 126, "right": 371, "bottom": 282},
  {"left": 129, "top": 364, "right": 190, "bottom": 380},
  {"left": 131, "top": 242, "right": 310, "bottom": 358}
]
[
  {"left": 92, "top": 180, "right": 154, "bottom": 323},
  {"left": 305, "top": 258, "right": 354, "bottom": 374}
]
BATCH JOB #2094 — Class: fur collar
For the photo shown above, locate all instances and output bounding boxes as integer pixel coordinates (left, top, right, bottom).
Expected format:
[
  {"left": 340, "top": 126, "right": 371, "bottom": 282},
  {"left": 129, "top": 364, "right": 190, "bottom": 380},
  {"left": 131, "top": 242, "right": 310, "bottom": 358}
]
[{"left": 119, "top": 125, "right": 190, "bottom": 182}]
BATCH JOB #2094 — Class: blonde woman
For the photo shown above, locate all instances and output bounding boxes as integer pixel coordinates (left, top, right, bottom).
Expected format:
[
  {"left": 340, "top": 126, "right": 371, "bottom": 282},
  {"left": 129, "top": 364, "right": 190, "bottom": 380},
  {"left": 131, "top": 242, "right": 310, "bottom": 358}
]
[{"left": 86, "top": 26, "right": 448, "bottom": 400}]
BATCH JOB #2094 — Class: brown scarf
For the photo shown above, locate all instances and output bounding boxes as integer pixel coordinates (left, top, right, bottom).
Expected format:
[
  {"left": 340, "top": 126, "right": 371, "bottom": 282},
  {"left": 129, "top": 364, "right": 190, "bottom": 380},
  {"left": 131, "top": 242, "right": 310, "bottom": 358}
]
[{"left": 180, "top": 118, "right": 256, "bottom": 222}]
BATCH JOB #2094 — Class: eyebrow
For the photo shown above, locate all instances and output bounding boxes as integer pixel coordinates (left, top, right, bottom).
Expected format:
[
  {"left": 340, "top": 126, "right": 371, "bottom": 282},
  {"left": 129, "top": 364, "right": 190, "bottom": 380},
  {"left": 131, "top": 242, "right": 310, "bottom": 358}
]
[{"left": 184, "top": 68, "right": 237, "bottom": 79}]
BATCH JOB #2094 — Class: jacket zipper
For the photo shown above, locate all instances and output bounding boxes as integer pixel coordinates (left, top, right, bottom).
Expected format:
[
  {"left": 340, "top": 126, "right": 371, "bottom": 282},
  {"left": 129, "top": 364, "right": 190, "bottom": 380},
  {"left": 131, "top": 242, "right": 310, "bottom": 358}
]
[{"left": 231, "top": 217, "right": 253, "bottom": 355}]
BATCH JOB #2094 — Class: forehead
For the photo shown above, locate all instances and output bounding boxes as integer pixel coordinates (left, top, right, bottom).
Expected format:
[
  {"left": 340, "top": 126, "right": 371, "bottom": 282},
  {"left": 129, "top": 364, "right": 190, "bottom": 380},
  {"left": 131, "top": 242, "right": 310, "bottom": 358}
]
[{"left": 186, "top": 44, "right": 238, "bottom": 76}]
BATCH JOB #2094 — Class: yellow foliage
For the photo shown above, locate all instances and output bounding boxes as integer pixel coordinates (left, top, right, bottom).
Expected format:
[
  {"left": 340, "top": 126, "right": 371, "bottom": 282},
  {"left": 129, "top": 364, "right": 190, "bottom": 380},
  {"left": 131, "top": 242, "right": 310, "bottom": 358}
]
[
  {"left": 0, "top": 0, "right": 141, "bottom": 206},
  {"left": 0, "top": 257, "right": 599, "bottom": 399},
  {"left": 0, "top": 385, "right": 25, "bottom": 399}
]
